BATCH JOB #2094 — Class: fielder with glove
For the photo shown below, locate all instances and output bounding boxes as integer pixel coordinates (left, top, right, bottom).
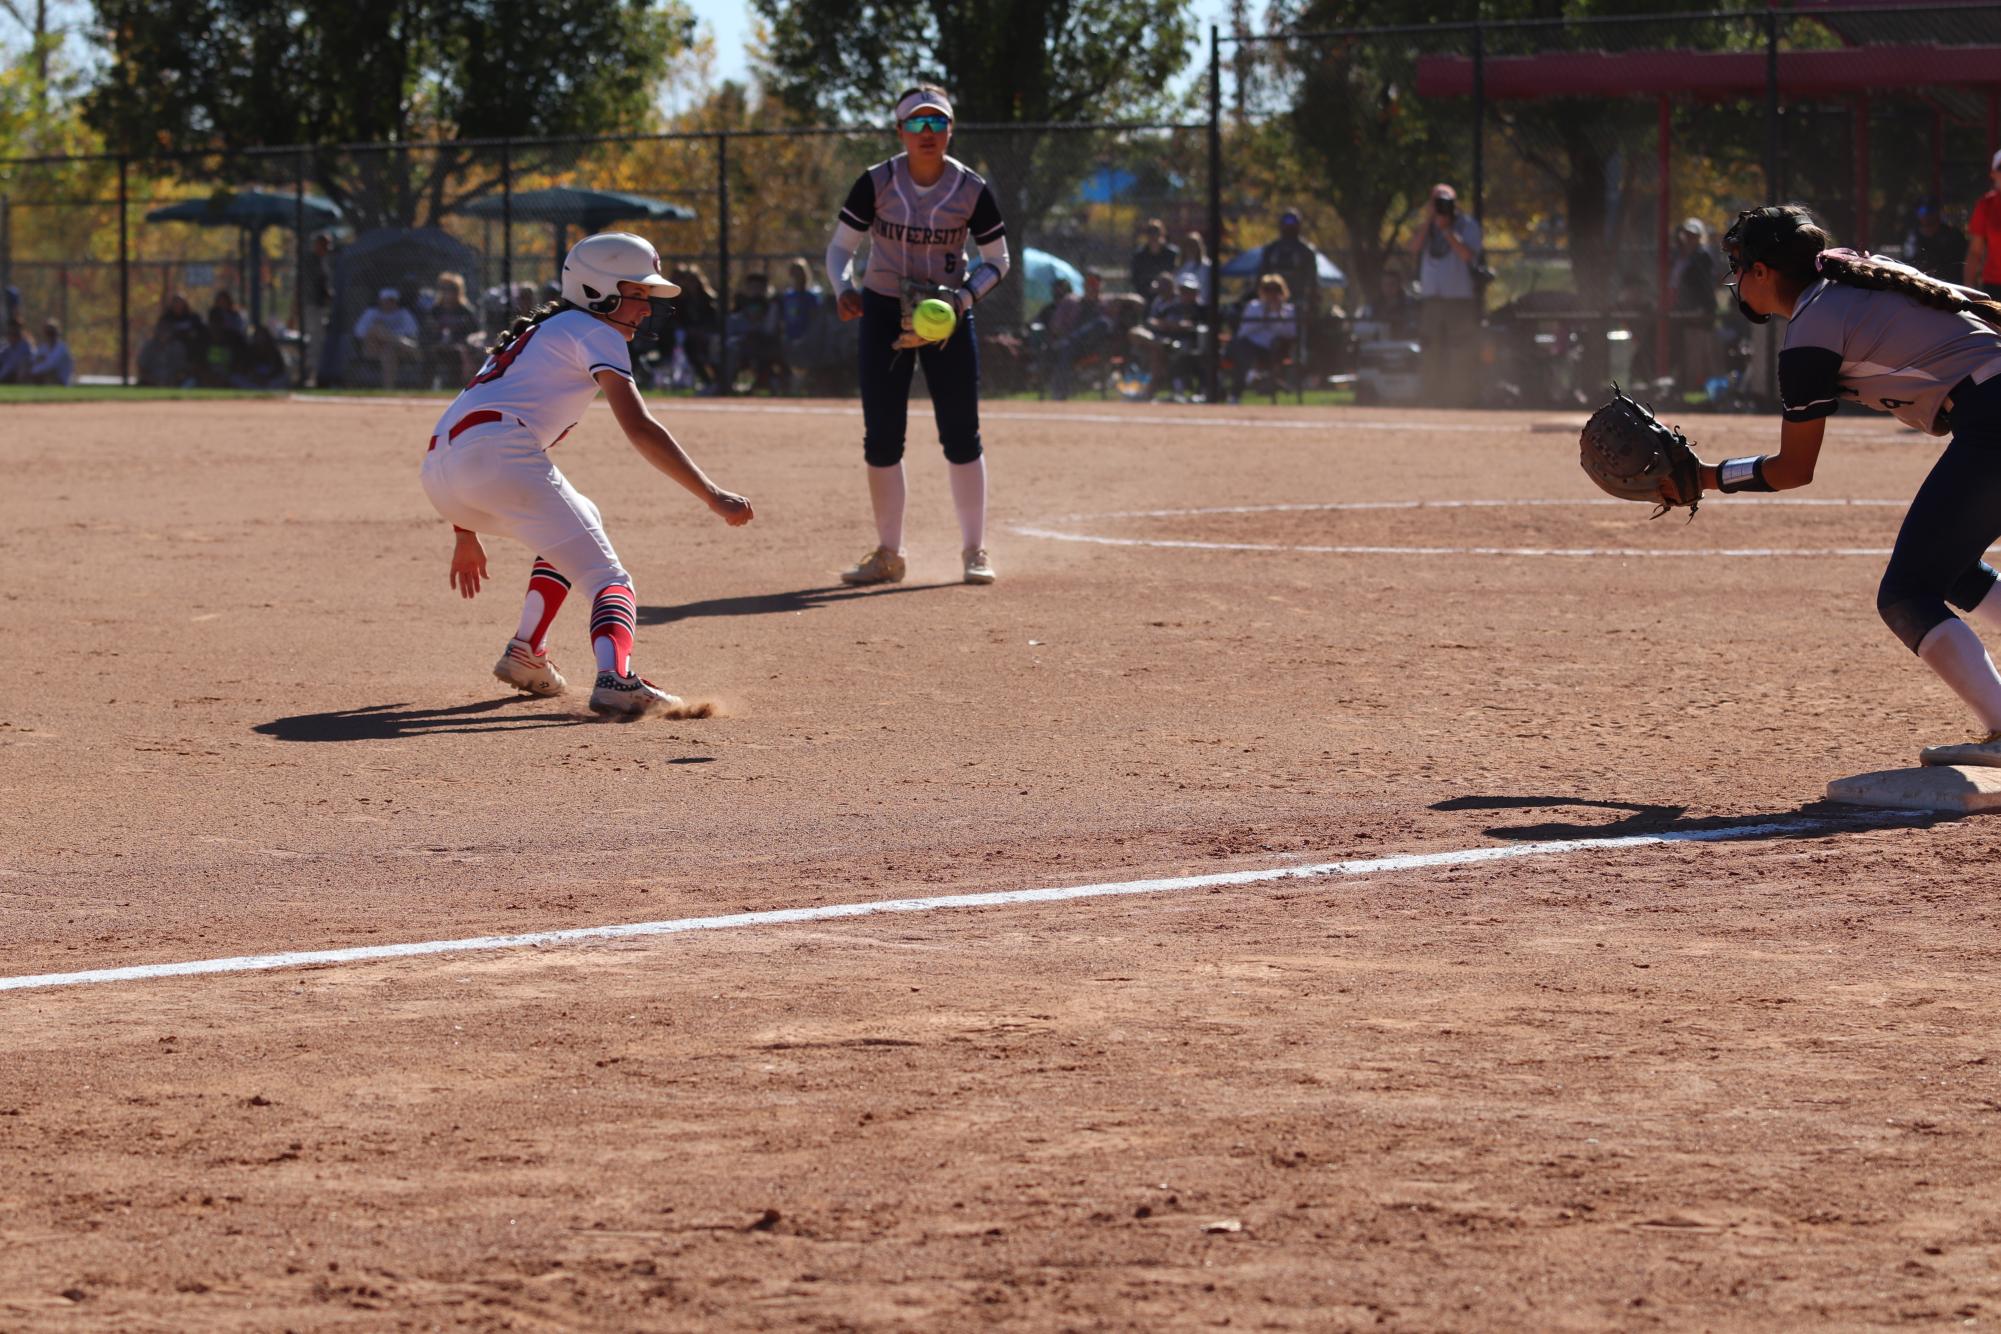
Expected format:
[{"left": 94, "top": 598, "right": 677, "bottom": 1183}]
[
  {"left": 1588, "top": 203, "right": 2001, "bottom": 768},
  {"left": 824, "top": 83, "right": 1010, "bottom": 587}
]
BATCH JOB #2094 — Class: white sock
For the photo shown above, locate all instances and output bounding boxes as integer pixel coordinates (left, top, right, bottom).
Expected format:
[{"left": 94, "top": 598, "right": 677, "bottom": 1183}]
[
  {"left": 1967, "top": 578, "right": 2001, "bottom": 633},
  {"left": 1916, "top": 617, "right": 2001, "bottom": 733},
  {"left": 948, "top": 457, "right": 987, "bottom": 551},
  {"left": 866, "top": 463, "right": 906, "bottom": 553}
]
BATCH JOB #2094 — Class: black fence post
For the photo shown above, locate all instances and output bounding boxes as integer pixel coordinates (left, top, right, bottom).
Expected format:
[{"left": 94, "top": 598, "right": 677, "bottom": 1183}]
[
  {"left": 1764, "top": 9, "right": 1780, "bottom": 204},
  {"left": 0, "top": 192, "right": 11, "bottom": 325},
  {"left": 293, "top": 151, "right": 307, "bottom": 388},
  {"left": 1472, "top": 19, "right": 1486, "bottom": 222},
  {"left": 1206, "top": 23, "right": 1223, "bottom": 405},
  {"left": 117, "top": 156, "right": 130, "bottom": 387},
  {"left": 717, "top": 131, "right": 732, "bottom": 396},
  {"left": 501, "top": 139, "right": 514, "bottom": 307}
]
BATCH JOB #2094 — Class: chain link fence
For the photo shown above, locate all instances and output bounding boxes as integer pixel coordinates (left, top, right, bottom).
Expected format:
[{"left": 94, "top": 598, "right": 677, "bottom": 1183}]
[
  {"left": 4, "top": 4, "right": 1999, "bottom": 406},
  {"left": 0, "top": 123, "right": 1207, "bottom": 394},
  {"left": 1224, "top": 3, "right": 2001, "bottom": 408}
]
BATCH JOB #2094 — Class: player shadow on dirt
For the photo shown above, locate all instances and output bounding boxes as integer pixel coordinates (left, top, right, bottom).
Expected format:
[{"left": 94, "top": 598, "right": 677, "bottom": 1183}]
[
  {"left": 1431, "top": 793, "right": 1952, "bottom": 841},
  {"left": 639, "top": 582, "right": 955, "bottom": 626},
  {"left": 254, "top": 697, "right": 587, "bottom": 743}
]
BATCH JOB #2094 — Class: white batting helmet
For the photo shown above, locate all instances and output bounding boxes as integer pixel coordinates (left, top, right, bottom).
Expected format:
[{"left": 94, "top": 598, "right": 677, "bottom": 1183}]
[{"left": 560, "top": 232, "right": 680, "bottom": 313}]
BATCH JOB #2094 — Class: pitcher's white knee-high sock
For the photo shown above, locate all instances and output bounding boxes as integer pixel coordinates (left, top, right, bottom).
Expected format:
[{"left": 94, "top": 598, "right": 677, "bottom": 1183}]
[
  {"left": 949, "top": 457, "right": 987, "bottom": 551},
  {"left": 1917, "top": 617, "right": 2001, "bottom": 732},
  {"left": 867, "top": 463, "right": 906, "bottom": 553}
]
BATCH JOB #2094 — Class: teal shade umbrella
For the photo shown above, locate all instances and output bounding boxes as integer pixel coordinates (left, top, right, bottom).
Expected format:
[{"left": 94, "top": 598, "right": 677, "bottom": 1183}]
[
  {"left": 1020, "top": 247, "right": 1085, "bottom": 310},
  {"left": 453, "top": 187, "right": 697, "bottom": 230},
  {"left": 453, "top": 187, "right": 698, "bottom": 288},
  {"left": 146, "top": 189, "right": 345, "bottom": 326}
]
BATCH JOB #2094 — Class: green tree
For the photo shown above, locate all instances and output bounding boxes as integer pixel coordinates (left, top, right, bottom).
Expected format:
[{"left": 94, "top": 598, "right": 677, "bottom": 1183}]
[
  {"left": 751, "top": 0, "right": 1197, "bottom": 126},
  {"left": 750, "top": 0, "right": 1199, "bottom": 320},
  {"left": 1271, "top": 0, "right": 1468, "bottom": 307},
  {"left": 81, "top": 0, "right": 693, "bottom": 228}
]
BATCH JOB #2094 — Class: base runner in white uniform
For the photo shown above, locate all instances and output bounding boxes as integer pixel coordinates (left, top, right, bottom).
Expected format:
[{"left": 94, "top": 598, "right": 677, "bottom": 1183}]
[{"left": 420, "top": 232, "right": 754, "bottom": 716}]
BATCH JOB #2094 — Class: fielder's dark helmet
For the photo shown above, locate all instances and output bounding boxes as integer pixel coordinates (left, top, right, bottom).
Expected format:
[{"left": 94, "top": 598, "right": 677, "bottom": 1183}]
[{"left": 1722, "top": 205, "right": 1820, "bottom": 324}]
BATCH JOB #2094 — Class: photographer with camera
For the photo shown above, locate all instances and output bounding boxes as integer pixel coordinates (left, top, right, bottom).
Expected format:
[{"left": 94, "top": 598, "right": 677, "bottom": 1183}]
[{"left": 1408, "top": 182, "right": 1483, "bottom": 407}]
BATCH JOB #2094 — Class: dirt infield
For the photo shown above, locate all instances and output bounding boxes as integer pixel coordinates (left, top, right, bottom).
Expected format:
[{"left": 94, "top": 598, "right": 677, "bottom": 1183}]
[{"left": 3, "top": 395, "right": 1999, "bottom": 1329}]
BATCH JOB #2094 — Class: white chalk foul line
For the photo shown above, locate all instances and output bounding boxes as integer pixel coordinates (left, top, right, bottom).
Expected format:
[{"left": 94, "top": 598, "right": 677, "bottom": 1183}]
[
  {"left": 296, "top": 393, "right": 1913, "bottom": 439},
  {"left": 0, "top": 817, "right": 1871, "bottom": 994},
  {"left": 1012, "top": 498, "right": 1911, "bottom": 559},
  {"left": 1009, "top": 525, "right": 1894, "bottom": 559}
]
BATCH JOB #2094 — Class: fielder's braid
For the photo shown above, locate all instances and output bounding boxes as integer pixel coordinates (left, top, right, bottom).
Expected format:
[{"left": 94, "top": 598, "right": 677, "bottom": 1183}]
[
  {"left": 487, "top": 299, "right": 575, "bottom": 356},
  {"left": 1815, "top": 251, "right": 2001, "bottom": 332}
]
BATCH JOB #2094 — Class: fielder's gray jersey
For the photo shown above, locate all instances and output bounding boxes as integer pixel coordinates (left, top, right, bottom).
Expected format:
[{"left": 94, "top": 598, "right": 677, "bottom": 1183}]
[
  {"left": 838, "top": 155, "right": 1007, "bottom": 299},
  {"left": 1781, "top": 270, "right": 2001, "bottom": 435}
]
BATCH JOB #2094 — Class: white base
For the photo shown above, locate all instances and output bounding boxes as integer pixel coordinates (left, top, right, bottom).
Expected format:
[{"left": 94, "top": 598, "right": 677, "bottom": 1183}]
[{"left": 1826, "top": 765, "right": 2001, "bottom": 813}]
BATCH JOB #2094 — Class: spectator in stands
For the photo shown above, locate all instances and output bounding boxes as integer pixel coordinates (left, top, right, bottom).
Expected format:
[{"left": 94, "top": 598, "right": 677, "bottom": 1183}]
[
  {"left": 1904, "top": 197, "right": 1967, "bottom": 283},
  {"left": 203, "top": 289, "right": 249, "bottom": 386},
  {"left": 1229, "top": 274, "right": 1297, "bottom": 401},
  {"left": 2, "top": 284, "right": 19, "bottom": 323},
  {"left": 1130, "top": 219, "right": 1178, "bottom": 299},
  {"left": 425, "top": 271, "right": 482, "bottom": 387},
  {"left": 727, "top": 270, "right": 784, "bottom": 393},
  {"left": 1257, "top": 209, "right": 1320, "bottom": 317},
  {"left": 1126, "top": 273, "right": 1208, "bottom": 401},
  {"left": 1175, "top": 231, "right": 1213, "bottom": 304},
  {"left": 776, "top": 258, "right": 821, "bottom": 393},
  {"left": 1360, "top": 265, "right": 1415, "bottom": 340},
  {"left": 352, "top": 287, "right": 419, "bottom": 388},
  {"left": 231, "top": 324, "right": 290, "bottom": 389},
  {"left": 305, "top": 233, "right": 336, "bottom": 342},
  {"left": 1670, "top": 218, "right": 1721, "bottom": 391},
  {"left": 513, "top": 283, "right": 540, "bottom": 318},
  {"left": 29, "top": 319, "right": 74, "bottom": 385},
  {"left": 1031, "top": 276, "right": 1080, "bottom": 339},
  {"left": 670, "top": 266, "right": 721, "bottom": 394},
  {"left": 1037, "top": 274, "right": 1117, "bottom": 400},
  {"left": 778, "top": 258, "right": 821, "bottom": 343},
  {"left": 137, "top": 293, "right": 205, "bottom": 387},
  {"left": 0, "top": 318, "right": 30, "bottom": 383},
  {"left": 1966, "top": 149, "right": 2001, "bottom": 300},
  {"left": 1409, "top": 182, "right": 1483, "bottom": 407}
]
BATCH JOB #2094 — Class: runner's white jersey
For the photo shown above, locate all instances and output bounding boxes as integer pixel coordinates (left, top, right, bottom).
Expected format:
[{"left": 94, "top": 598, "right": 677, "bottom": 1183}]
[{"left": 433, "top": 309, "right": 634, "bottom": 449}]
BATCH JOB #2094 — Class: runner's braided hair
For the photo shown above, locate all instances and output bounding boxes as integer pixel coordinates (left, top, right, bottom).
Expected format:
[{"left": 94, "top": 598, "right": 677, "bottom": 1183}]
[
  {"left": 1727, "top": 204, "right": 2001, "bottom": 331},
  {"left": 487, "top": 299, "right": 575, "bottom": 357}
]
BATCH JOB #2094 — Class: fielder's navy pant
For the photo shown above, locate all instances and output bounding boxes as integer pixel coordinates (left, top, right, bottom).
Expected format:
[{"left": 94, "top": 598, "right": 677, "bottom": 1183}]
[
  {"left": 1878, "top": 375, "right": 2001, "bottom": 652},
  {"left": 858, "top": 289, "right": 982, "bottom": 467}
]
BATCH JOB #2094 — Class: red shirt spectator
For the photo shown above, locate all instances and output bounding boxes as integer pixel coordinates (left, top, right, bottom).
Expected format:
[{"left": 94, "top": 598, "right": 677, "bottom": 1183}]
[{"left": 1965, "top": 150, "right": 2001, "bottom": 294}]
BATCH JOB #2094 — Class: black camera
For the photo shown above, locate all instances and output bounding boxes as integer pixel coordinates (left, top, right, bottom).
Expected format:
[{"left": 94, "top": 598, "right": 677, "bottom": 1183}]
[{"left": 1433, "top": 197, "right": 1455, "bottom": 216}]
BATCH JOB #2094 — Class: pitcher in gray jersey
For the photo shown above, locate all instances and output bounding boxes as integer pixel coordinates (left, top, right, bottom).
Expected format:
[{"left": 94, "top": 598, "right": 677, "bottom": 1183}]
[
  {"left": 825, "top": 84, "right": 1012, "bottom": 588},
  {"left": 1708, "top": 204, "right": 2001, "bottom": 766}
]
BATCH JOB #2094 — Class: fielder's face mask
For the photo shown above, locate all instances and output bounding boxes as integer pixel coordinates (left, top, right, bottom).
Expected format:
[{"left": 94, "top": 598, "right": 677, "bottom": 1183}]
[{"left": 1723, "top": 206, "right": 1809, "bottom": 325}]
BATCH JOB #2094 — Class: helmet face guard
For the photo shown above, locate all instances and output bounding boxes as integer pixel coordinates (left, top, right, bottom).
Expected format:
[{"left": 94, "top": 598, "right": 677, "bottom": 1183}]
[{"left": 1723, "top": 206, "right": 1811, "bottom": 325}]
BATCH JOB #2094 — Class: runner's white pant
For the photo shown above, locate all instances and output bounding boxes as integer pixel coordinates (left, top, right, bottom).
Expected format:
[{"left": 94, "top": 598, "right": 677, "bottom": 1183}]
[{"left": 419, "top": 419, "right": 630, "bottom": 597}]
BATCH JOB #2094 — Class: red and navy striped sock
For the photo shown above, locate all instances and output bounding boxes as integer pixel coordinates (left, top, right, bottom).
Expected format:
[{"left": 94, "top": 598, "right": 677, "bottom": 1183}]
[
  {"left": 513, "top": 558, "right": 571, "bottom": 655},
  {"left": 590, "top": 584, "right": 637, "bottom": 676}
]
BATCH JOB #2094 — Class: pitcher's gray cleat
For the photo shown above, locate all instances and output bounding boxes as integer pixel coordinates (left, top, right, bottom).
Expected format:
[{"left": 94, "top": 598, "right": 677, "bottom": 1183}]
[
  {"left": 961, "top": 547, "right": 996, "bottom": 585},
  {"left": 840, "top": 546, "right": 907, "bottom": 586}
]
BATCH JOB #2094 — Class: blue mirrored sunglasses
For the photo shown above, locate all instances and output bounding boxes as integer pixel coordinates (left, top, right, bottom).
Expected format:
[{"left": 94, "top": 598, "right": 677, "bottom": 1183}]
[{"left": 901, "top": 114, "right": 951, "bottom": 134}]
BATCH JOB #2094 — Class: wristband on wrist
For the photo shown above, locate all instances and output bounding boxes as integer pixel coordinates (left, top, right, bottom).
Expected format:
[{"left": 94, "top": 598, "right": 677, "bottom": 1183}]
[{"left": 1716, "top": 455, "right": 1774, "bottom": 493}]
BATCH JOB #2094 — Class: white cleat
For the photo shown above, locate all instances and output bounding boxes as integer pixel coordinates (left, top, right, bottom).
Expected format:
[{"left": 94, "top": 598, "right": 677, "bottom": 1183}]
[
  {"left": 589, "top": 671, "right": 683, "bottom": 717},
  {"left": 962, "top": 547, "right": 996, "bottom": 585},
  {"left": 493, "top": 639, "right": 566, "bottom": 696}
]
